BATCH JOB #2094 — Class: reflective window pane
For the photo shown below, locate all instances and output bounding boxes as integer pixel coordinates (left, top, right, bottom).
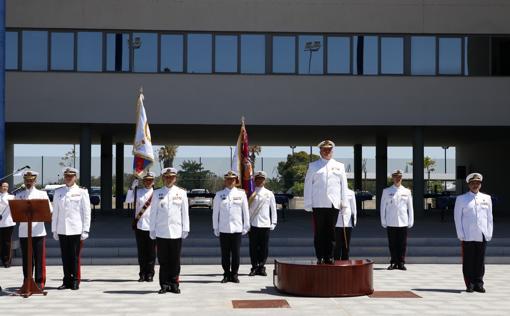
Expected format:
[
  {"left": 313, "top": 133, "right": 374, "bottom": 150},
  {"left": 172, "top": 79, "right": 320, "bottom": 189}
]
[
  {"left": 215, "top": 35, "right": 238, "bottom": 73},
  {"left": 241, "top": 34, "right": 265, "bottom": 74},
  {"left": 272, "top": 36, "right": 295, "bottom": 73},
  {"left": 353, "top": 36, "right": 378, "bottom": 75},
  {"left": 6, "top": 31, "right": 18, "bottom": 70},
  {"left": 51, "top": 32, "right": 74, "bottom": 70},
  {"left": 77, "top": 32, "right": 102, "bottom": 72},
  {"left": 187, "top": 34, "right": 212, "bottom": 73},
  {"left": 22, "top": 31, "right": 48, "bottom": 71},
  {"left": 133, "top": 33, "right": 157, "bottom": 72},
  {"left": 160, "top": 34, "right": 183, "bottom": 73},
  {"left": 298, "top": 35, "right": 323, "bottom": 74},
  {"left": 106, "top": 33, "right": 130, "bottom": 72},
  {"left": 381, "top": 37, "right": 403, "bottom": 74},
  {"left": 411, "top": 36, "right": 436, "bottom": 75},
  {"left": 439, "top": 37, "right": 462, "bottom": 75},
  {"left": 491, "top": 36, "right": 510, "bottom": 76},
  {"left": 465, "top": 36, "right": 490, "bottom": 76},
  {"left": 327, "top": 36, "right": 350, "bottom": 74}
]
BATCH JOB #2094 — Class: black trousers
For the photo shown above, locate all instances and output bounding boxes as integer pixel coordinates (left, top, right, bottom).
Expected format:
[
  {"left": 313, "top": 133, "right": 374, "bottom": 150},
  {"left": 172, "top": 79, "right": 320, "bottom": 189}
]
[
  {"left": 157, "top": 238, "right": 182, "bottom": 287},
  {"left": 312, "top": 207, "right": 339, "bottom": 261},
  {"left": 58, "top": 234, "right": 83, "bottom": 285},
  {"left": 249, "top": 227, "right": 270, "bottom": 268},
  {"left": 135, "top": 229, "right": 156, "bottom": 278},
  {"left": 0, "top": 226, "right": 14, "bottom": 265},
  {"left": 219, "top": 233, "right": 242, "bottom": 277},
  {"left": 387, "top": 227, "right": 408, "bottom": 264},
  {"left": 20, "top": 237, "right": 46, "bottom": 288},
  {"left": 334, "top": 227, "right": 352, "bottom": 260},
  {"left": 462, "top": 239, "right": 487, "bottom": 287}
]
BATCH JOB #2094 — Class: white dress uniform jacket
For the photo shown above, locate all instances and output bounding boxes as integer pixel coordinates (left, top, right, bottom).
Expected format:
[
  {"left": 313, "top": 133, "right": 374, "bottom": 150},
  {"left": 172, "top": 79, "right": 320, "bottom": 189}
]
[
  {"left": 213, "top": 187, "right": 250, "bottom": 233},
  {"left": 336, "top": 189, "right": 357, "bottom": 227},
  {"left": 51, "top": 184, "right": 91, "bottom": 235},
  {"left": 125, "top": 187, "right": 153, "bottom": 231},
  {"left": 249, "top": 187, "right": 277, "bottom": 228},
  {"left": 149, "top": 186, "right": 189, "bottom": 239},
  {"left": 15, "top": 187, "right": 52, "bottom": 237},
  {"left": 454, "top": 192, "right": 493, "bottom": 242},
  {"left": 0, "top": 192, "right": 15, "bottom": 227},
  {"left": 380, "top": 185, "right": 414, "bottom": 228},
  {"left": 304, "top": 158, "right": 348, "bottom": 212}
]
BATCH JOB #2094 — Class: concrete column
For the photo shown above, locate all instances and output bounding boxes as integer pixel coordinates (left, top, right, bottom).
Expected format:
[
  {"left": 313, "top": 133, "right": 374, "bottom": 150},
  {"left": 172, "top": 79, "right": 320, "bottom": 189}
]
[
  {"left": 376, "top": 135, "right": 387, "bottom": 211},
  {"left": 413, "top": 127, "right": 425, "bottom": 214},
  {"left": 79, "top": 125, "right": 92, "bottom": 190},
  {"left": 354, "top": 144, "right": 362, "bottom": 210},
  {"left": 115, "top": 142, "right": 124, "bottom": 210},
  {"left": 0, "top": 1, "right": 5, "bottom": 179},
  {"left": 100, "top": 133, "right": 113, "bottom": 211},
  {"left": 5, "top": 141, "right": 13, "bottom": 187}
]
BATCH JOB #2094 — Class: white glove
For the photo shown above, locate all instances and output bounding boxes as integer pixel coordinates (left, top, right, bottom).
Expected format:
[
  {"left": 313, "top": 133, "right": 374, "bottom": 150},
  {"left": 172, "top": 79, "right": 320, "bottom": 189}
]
[
  {"left": 214, "top": 229, "right": 219, "bottom": 237},
  {"left": 304, "top": 207, "right": 313, "bottom": 213},
  {"left": 131, "top": 179, "right": 139, "bottom": 190},
  {"left": 270, "top": 224, "right": 276, "bottom": 231},
  {"left": 242, "top": 229, "right": 248, "bottom": 235},
  {"left": 150, "top": 231, "right": 156, "bottom": 240},
  {"left": 182, "top": 231, "right": 189, "bottom": 239},
  {"left": 80, "top": 232, "right": 89, "bottom": 241},
  {"left": 53, "top": 232, "right": 59, "bottom": 241}
]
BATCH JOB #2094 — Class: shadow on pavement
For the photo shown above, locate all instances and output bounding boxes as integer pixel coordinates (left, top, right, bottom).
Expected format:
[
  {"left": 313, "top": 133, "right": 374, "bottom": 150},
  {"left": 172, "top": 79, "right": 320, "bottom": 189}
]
[{"left": 412, "top": 288, "right": 463, "bottom": 294}]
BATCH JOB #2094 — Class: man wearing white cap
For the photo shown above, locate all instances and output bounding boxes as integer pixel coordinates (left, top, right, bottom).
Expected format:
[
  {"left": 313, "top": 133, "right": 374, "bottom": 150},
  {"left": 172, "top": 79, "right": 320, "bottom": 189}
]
[
  {"left": 454, "top": 173, "right": 493, "bottom": 293},
  {"left": 125, "top": 172, "right": 156, "bottom": 282},
  {"left": 334, "top": 187, "right": 357, "bottom": 260},
  {"left": 304, "top": 140, "right": 348, "bottom": 264},
  {"left": 380, "top": 169, "right": 414, "bottom": 271},
  {"left": 15, "top": 170, "right": 52, "bottom": 289},
  {"left": 248, "top": 171, "right": 277, "bottom": 276},
  {"left": 0, "top": 181, "right": 15, "bottom": 268},
  {"left": 150, "top": 167, "right": 189, "bottom": 294},
  {"left": 212, "top": 170, "right": 250, "bottom": 283},
  {"left": 52, "top": 167, "right": 91, "bottom": 290}
]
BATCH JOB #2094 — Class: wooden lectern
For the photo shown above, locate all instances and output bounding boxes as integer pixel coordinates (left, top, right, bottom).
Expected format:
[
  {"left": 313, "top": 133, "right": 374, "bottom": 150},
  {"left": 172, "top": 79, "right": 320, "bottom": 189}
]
[{"left": 9, "top": 199, "right": 52, "bottom": 298}]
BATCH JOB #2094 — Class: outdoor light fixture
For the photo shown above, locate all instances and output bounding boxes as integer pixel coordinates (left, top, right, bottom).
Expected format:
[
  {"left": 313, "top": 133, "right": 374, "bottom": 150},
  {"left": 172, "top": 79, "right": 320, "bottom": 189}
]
[
  {"left": 129, "top": 37, "right": 142, "bottom": 49},
  {"left": 304, "top": 41, "right": 322, "bottom": 73}
]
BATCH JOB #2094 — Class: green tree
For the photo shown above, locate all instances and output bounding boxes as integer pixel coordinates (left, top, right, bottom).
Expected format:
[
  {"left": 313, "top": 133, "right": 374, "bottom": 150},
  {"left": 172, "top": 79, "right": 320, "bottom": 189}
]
[
  {"left": 177, "top": 160, "right": 213, "bottom": 190},
  {"left": 59, "top": 145, "right": 76, "bottom": 168},
  {"left": 158, "top": 145, "right": 179, "bottom": 168},
  {"left": 277, "top": 151, "right": 320, "bottom": 194},
  {"left": 249, "top": 145, "right": 262, "bottom": 170},
  {"left": 408, "top": 156, "right": 436, "bottom": 192}
]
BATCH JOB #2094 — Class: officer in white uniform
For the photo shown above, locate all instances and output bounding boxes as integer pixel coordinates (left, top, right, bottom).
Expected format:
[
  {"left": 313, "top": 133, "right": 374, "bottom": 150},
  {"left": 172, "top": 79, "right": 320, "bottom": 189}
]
[
  {"left": 334, "top": 187, "right": 357, "bottom": 260},
  {"left": 248, "top": 171, "right": 277, "bottom": 276},
  {"left": 51, "top": 167, "right": 91, "bottom": 290},
  {"left": 304, "top": 140, "right": 348, "bottom": 264},
  {"left": 212, "top": 170, "right": 250, "bottom": 283},
  {"left": 454, "top": 173, "right": 493, "bottom": 293},
  {"left": 125, "top": 172, "right": 156, "bottom": 282},
  {"left": 0, "top": 181, "right": 15, "bottom": 267},
  {"left": 149, "top": 168, "right": 189, "bottom": 294},
  {"left": 380, "top": 169, "right": 414, "bottom": 270},
  {"left": 15, "top": 170, "right": 52, "bottom": 289}
]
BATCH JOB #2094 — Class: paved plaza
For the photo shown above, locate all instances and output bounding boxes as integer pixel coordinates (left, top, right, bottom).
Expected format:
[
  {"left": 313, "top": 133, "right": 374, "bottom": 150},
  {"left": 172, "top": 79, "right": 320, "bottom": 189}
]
[{"left": 1, "top": 264, "right": 509, "bottom": 315}]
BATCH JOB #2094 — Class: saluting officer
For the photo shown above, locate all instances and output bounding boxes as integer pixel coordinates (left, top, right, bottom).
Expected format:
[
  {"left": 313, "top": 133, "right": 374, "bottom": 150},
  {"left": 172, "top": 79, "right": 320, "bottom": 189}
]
[
  {"left": 125, "top": 172, "right": 156, "bottom": 282},
  {"left": 51, "top": 167, "right": 91, "bottom": 290},
  {"left": 304, "top": 140, "right": 348, "bottom": 264},
  {"left": 334, "top": 187, "right": 357, "bottom": 260},
  {"left": 0, "top": 181, "right": 15, "bottom": 268},
  {"left": 248, "top": 171, "right": 277, "bottom": 277},
  {"left": 454, "top": 173, "right": 493, "bottom": 293},
  {"left": 149, "top": 168, "right": 189, "bottom": 294},
  {"left": 212, "top": 171, "right": 250, "bottom": 283},
  {"left": 380, "top": 169, "right": 414, "bottom": 271},
  {"left": 15, "top": 170, "right": 52, "bottom": 290}
]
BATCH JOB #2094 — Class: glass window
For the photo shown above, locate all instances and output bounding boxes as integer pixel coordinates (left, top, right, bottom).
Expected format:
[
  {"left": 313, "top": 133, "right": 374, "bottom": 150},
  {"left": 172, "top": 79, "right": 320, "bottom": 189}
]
[
  {"left": 272, "top": 36, "right": 295, "bottom": 73},
  {"left": 411, "top": 36, "right": 436, "bottom": 75},
  {"left": 298, "top": 35, "right": 323, "bottom": 74},
  {"left": 22, "top": 31, "right": 48, "bottom": 71},
  {"left": 187, "top": 34, "right": 212, "bottom": 73},
  {"left": 133, "top": 33, "right": 157, "bottom": 72},
  {"left": 106, "top": 33, "right": 130, "bottom": 72},
  {"left": 439, "top": 37, "right": 462, "bottom": 75},
  {"left": 491, "top": 36, "right": 510, "bottom": 76},
  {"left": 6, "top": 31, "right": 18, "bottom": 70},
  {"left": 77, "top": 32, "right": 102, "bottom": 72},
  {"left": 161, "top": 34, "right": 183, "bottom": 73},
  {"left": 465, "top": 36, "right": 490, "bottom": 76},
  {"left": 380, "top": 37, "right": 403, "bottom": 74},
  {"left": 50, "top": 32, "right": 74, "bottom": 70},
  {"left": 327, "top": 36, "right": 350, "bottom": 74},
  {"left": 215, "top": 35, "right": 238, "bottom": 73},
  {"left": 353, "top": 36, "right": 378, "bottom": 75},
  {"left": 240, "top": 34, "right": 265, "bottom": 74}
]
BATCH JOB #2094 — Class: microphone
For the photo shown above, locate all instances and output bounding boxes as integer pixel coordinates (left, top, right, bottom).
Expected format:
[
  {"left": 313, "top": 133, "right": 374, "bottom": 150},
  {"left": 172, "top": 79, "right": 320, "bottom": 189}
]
[{"left": 12, "top": 184, "right": 26, "bottom": 194}]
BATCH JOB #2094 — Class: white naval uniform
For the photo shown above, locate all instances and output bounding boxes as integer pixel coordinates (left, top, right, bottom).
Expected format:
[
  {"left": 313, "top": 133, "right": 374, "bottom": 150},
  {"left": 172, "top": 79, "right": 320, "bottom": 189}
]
[
  {"left": 304, "top": 158, "right": 348, "bottom": 212},
  {"left": 0, "top": 192, "right": 15, "bottom": 266},
  {"left": 126, "top": 187, "right": 154, "bottom": 231},
  {"left": 0, "top": 192, "right": 15, "bottom": 228},
  {"left": 336, "top": 189, "right": 357, "bottom": 228},
  {"left": 51, "top": 184, "right": 91, "bottom": 236},
  {"left": 249, "top": 187, "right": 277, "bottom": 228},
  {"left": 213, "top": 187, "right": 250, "bottom": 234},
  {"left": 380, "top": 185, "right": 414, "bottom": 228},
  {"left": 454, "top": 191, "right": 493, "bottom": 242},
  {"left": 15, "top": 187, "right": 52, "bottom": 238},
  {"left": 149, "top": 185, "right": 189, "bottom": 239}
]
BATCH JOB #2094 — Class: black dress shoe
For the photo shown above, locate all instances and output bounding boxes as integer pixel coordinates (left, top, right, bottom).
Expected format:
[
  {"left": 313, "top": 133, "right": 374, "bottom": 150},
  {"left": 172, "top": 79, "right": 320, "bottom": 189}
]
[
  {"left": 324, "top": 258, "right": 334, "bottom": 265},
  {"left": 158, "top": 287, "right": 167, "bottom": 294},
  {"left": 474, "top": 286, "right": 486, "bottom": 293},
  {"left": 248, "top": 268, "right": 257, "bottom": 276},
  {"left": 466, "top": 285, "right": 474, "bottom": 293},
  {"left": 397, "top": 263, "right": 407, "bottom": 271},
  {"left": 57, "top": 284, "right": 70, "bottom": 290},
  {"left": 3, "top": 262, "right": 11, "bottom": 268},
  {"left": 230, "top": 275, "right": 240, "bottom": 283},
  {"left": 146, "top": 276, "right": 153, "bottom": 282},
  {"left": 258, "top": 267, "right": 267, "bottom": 276},
  {"left": 71, "top": 282, "right": 79, "bottom": 290},
  {"left": 316, "top": 259, "right": 324, "bottom": 265},
  {"left": 169, "top": 284, "right": 181, "bottom": 294},
  {"left": 387, "top": 264, "right": 396, "bottom": 270},
  {"left": 138, "top": 276, "right": 145, "bottom": 282},
  {"left": 220, "top": 276, "right": 229, "bottom": 283}
]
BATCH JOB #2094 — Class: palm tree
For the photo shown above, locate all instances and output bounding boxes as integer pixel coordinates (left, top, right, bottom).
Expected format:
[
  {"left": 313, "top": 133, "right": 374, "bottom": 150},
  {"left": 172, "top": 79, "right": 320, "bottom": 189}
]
[
  {"left": 408, "top": 156, "right": 436, "bottom": 192},
  {"left": 249, "top": 145, "right": 262, "bottom": 169},
  {"left": 158, "top": 145, "right": 179, "bottom": 168}
]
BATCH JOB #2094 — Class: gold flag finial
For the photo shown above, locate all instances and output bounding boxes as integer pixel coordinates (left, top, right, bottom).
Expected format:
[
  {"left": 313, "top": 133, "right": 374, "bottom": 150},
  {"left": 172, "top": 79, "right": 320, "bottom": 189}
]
[
  {"left": 241, "top": 116, "right": 245, "bottom": 125},
  {"left": 139, "top": 86, "right": 144, "bottom": 94}
]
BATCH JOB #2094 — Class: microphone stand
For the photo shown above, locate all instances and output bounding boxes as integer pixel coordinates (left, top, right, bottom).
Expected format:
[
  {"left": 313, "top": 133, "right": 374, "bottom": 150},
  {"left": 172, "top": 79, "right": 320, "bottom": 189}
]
[{"left": 0, "top": 166, "right": 31, "bottom": 182}]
